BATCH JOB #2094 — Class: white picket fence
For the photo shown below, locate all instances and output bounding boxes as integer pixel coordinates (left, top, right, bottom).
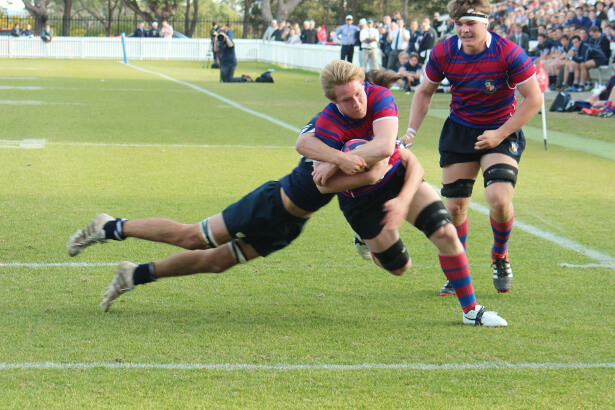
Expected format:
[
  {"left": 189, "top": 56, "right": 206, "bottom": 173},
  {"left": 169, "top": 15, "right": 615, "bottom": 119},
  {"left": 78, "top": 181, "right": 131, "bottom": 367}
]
[{"left": 0, "top": 37, "right": 351, "bottom": 72}]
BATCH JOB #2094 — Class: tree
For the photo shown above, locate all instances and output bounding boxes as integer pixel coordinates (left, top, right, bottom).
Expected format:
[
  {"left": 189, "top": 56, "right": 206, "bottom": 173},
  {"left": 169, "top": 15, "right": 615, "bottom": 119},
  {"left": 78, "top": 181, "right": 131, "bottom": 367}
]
[
  {"left": 21, "top": 0, "right": 51, "bottom": 33},
  {"left": 77, "top": 0, "right": 123, "bottom": 36},
  {"left": 121, "top": 0, "right": 181, "bottom": 23},
  {"left": 260, "top": 0, "right": 304, "bottom": 22},
  {"left": 183, "top": 0, "right": 197, "bottom": 37}
]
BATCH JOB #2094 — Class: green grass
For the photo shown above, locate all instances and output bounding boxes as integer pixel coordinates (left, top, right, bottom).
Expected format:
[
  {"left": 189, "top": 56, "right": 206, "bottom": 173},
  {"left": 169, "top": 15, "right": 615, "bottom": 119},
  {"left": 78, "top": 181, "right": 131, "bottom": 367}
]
[{"left": 1, "top": 59, "right": 614, "bottom": 408}]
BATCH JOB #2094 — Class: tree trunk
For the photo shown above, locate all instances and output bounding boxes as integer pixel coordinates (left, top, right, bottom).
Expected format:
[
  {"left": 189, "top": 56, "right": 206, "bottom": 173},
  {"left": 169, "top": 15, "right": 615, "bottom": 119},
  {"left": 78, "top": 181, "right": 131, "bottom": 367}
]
[
  {"left": 21, "top": 0, "right": 51, "bottom": 34},
  {"left": 276, "top": 0, "right": 303, "bottom": 22},
  {"left": 260, "top": 0, "right": 272, "bottom": 22},
  {"left": 62, "top": 0, "right": 73, "bottom": 36},
  {"left": 243, "top": 0, "right": 252, "bottom": 39}
]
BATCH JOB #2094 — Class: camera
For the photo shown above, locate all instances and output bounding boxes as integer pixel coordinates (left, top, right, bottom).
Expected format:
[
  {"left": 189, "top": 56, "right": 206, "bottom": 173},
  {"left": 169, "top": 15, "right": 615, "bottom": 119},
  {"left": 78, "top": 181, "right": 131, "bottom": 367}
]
[{"left": 217, "top": 33, "right": 225, "bottom": 41}]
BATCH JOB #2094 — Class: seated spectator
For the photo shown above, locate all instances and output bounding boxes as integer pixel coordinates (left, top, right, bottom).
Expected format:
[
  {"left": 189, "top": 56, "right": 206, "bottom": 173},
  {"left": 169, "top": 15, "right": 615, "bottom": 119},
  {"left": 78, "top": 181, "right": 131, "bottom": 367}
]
[
  {"left": 11, "top": 23, "right": 21, "bottom": 37},
  {"left": 528, "top": 33, "right": 551, "bottom": 58},
  {"left": 579, "top": 68, "right": 615, "bottom": 117},
  {"left": 22, "top": 24, "right": 34, "bottom": 38},
  {"left": 564, "top": 34, "right": 608, "bottom": 92},
  {"left": 543, "top": 34, "right": 571, "bottom": 89},
  {"left": 41, "top": 25, "right": 53, "bottom": 43},
  {"left": 397, "top": 52, "right": 422, "bottom": 92}
]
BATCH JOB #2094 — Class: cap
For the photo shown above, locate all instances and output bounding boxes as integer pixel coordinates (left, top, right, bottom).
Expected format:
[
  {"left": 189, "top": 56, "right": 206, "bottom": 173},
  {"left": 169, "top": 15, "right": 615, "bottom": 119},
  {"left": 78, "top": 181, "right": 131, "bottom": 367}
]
[
  {"left": 359, "top": 18, "right": 367, "bottom": 25},
  {"left": 346, "top": 14, "right": 353, "bottom": 20},
  {"left": 367, "top": 18, "right": 373, "bottom": 23}
]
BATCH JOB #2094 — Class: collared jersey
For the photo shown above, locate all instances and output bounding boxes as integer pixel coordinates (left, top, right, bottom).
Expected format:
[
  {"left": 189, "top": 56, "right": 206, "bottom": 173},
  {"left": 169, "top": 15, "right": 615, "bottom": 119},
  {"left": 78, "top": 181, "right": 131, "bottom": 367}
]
[
  {"left": 314, "top": 82, "right": 400, "bottom": 197},
  {"left": 424, "top": 32, "right": 535, "bottom": 129}
]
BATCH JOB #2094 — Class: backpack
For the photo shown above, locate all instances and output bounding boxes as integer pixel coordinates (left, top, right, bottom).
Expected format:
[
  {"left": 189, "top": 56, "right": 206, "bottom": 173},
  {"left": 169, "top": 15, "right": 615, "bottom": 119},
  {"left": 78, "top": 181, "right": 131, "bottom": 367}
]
[
  {"left": 549, "top": 91, "right": 574, "bottom": 112},
  {"left": 255, "top": 71, "right": 274, "bottom": 83}
]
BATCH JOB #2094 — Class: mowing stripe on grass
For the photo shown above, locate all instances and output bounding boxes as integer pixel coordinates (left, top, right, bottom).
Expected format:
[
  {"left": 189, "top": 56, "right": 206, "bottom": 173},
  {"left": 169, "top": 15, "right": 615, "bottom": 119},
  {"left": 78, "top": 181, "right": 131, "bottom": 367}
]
[
  {"left": 125, "top": 63, "right": 301, "bottom": 134},
  {"left": 0, "top": 361, "right": 614, "bottom": 371},
  {"left": 0, "top": 86, "right": 41, "bottom": 90},
  {"left": 0, "top": 76, "right": 37, "bottom": 80},
  {"left": 0, "top": 262, "right": 116, "bottom": 268}
]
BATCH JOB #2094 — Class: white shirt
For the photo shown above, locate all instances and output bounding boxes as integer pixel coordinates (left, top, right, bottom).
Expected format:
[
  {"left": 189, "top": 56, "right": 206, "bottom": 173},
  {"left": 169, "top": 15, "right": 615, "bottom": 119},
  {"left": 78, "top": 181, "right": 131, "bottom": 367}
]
[
  {"left": 360, "top": 27, "right": 379, "bottom": 49},
  {"left": 390, "top": 28, "right": 409, "bottom": 50}
]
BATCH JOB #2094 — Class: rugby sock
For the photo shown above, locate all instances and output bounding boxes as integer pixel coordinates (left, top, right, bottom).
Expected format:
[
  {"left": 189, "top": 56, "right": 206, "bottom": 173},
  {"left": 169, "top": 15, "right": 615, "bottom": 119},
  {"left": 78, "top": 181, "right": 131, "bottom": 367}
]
[
  {"left": 490, "top": 216, "right": 514, "bottom": 259},
  {"left": 456, "top": 218, "right": 469, "bottom": 250},
  {"left": 133, "top": 262, "right": 156, "bottom": 285},
  {"left": 439, "top": 253, "right": 477, "bottom": 314},
  {"left": 103, "top": 218, "right": 127, "bottom": 241}
]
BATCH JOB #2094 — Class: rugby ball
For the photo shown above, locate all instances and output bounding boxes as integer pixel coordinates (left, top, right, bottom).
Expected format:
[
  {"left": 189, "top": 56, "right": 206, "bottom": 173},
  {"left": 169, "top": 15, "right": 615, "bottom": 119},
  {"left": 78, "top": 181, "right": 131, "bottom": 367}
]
[{"left": 342, "top": 138, "right": 367, "bottom": 152}]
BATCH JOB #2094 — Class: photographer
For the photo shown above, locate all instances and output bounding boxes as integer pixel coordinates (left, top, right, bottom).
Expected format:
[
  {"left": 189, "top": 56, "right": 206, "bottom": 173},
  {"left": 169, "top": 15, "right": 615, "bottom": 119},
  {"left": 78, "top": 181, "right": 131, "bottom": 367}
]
[{"left": 213, "top": 29, "right": 241, "bottom": 82}]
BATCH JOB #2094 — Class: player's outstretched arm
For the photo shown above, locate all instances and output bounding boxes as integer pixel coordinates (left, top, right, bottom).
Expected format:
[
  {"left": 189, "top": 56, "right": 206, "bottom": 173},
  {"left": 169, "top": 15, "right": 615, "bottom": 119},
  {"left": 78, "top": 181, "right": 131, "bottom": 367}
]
[
  {"left": 345, "top": 117, "right": 398, "bottom": 165},
  {"left": 381, "top": 147, "right": 425, "bottom": 230}
]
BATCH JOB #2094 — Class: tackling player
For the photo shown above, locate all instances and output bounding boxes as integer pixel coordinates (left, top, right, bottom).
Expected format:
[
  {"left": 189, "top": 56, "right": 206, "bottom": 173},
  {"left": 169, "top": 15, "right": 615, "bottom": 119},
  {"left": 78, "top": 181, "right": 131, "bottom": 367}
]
[
  {"left": 401, "top": 0, "right": 542, "bottom": 295},
  {"left": 297, "top": 60, "right": 507, "bottom": 326}
]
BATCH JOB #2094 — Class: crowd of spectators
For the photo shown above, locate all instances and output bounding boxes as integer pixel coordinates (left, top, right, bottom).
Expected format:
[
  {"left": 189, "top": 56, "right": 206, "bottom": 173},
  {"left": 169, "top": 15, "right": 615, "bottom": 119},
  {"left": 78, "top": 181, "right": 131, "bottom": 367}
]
[{"left": 258, "top": 0, "right": 614, "bottom": 95}]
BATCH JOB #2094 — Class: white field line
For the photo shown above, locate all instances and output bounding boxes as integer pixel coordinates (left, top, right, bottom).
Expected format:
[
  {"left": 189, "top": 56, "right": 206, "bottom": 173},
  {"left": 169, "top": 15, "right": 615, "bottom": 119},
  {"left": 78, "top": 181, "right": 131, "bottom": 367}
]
[
  {"left": 0, "top": 100, "right": 83, "bottom": 105},
  {"left": 0, "top": 262, "right": 116, "bottom": 268},
  {"left": 0, "top": 361, "right": 614, "bottom": 371},
  {"left": 0, "top": 76, "right": 37, "bottom": 80},
  {"left": 0, "top": 85, "right": 41, "bottom": 90},
  {"left": 51, "top": 141, "right": 294, "bottom": 149}
]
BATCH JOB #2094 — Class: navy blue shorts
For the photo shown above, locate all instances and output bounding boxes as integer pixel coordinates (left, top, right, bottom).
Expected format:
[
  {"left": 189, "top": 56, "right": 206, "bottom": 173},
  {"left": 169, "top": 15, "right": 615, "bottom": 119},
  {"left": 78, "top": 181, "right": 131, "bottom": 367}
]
[
  {"left": 439, "top": 117, "right": 526, "bottom": 167},
  {"left": 337, "top": 165, "right": 406, "bottom": 240},
  {"left": 221, "top": 181, "right": 308, "bottom": 257}
]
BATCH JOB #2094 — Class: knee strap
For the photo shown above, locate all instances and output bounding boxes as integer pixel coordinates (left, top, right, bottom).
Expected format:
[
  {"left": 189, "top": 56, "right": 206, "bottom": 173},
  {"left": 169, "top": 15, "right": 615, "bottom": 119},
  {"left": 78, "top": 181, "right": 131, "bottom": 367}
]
[
  {"left": 441, "top": 179, "right": 475, "bottom": 198},
  {"left": 414, "top": 201, "right": 452, "bottom": 238},
  {"left": 229, "top": 240, "right": 248, "bottom": 264},
  {"left": 373, "top": 239, "right": 409, "bottom": 271},
  {"left": 483, "top": 164, "right": 518, "bottom": 188},
  {"left": 199, "top": 218, "right": 219, "bottom": 248}
]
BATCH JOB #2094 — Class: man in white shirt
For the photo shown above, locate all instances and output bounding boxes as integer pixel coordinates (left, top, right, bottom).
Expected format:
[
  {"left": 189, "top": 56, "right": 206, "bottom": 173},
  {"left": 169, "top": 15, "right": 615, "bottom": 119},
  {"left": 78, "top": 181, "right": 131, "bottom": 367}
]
[
  {"left": 386, "top": 18, "right": 409, "bottom": 71},
  {"left": 360, "top": 19, "right": 381, "bottom": 70}
]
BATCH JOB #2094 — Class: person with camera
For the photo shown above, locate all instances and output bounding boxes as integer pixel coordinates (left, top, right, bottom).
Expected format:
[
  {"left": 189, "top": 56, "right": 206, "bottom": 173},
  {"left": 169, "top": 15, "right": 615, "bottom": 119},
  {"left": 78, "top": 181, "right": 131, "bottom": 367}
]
[{"left": 213, "top": 29, "right": 240, "bottom": 82}]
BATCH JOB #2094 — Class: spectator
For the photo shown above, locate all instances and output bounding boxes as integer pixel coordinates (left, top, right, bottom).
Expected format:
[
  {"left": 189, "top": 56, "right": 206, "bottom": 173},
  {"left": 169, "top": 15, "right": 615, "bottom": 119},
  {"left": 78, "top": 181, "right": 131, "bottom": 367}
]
[
  {"left": 589, "top": 10, "right": 603, "bottom": 30},
  {"left": 273, "top": 20, "right": 287, "bottom": 41},
  {"left": 41, "top": 24, "right": 53, "bottom": 43},
  {"left": 133, "top": 22, "right": 146, "bottom": 38},
  {"left": 263, "top": 20, "right": 278, "bottom": 41},
  {"left": 335, "top": 15, "right": 359, "bottom": 62},
  {"left": 160, "top": 20, "right": 173, "bottom": 39},
  {"left": 378, "top": 23, "right": 391, "bottom": 69},
  {"left": 564, "top": 34, "right": 606, "bottom": 92},
  {"left": 317, "top": 25, "right": 328, "bottom": 44},
  {"left": 397, "top": 52, "right": 422, "bottom": 92},
  {"left": 148, "top": 22, "right": 160, "bottom": 38},
  {"left": 528, "top": 33, "right": 550, "bottom": 58},
  {"left": 22, "top": 24, "right": 34, "bottom": 38},
  {"left": 300, "top": 20, "right": 317, "bottom": 44},
  {"left": 511, "top": 23, "right": 530, "bottom": 51},
  {"left": 543, "top": 34, "right": 571, "bottom": 89},
  {"left": 308, "top": 20, "right": 318, "bottom": 43},
  {"left": 11, "top": 23, "right": 21, "bottom": 37},
  {"left": 360, "top": 18, "right": 380, "bottom": 70},
  {"left": 571, "top": 6, "right": 592, "bottom": 28},
  {"left": 387, "top": 18, "right": 409, "bottom": 71},
  {"left": 433, "top": 12, "right": 445, "bottom": 40},
  {"left": 356, "top": 18, "right": 367, "bottom": 65},
  {"left": 417, "top": 18, "right": 437, "bottom": 64},
  {"left": 287, "top": 27, "right": 301, "bottom": 44},
  {"left": 407, "top": 19, "right": 421, "bottom": 55}
]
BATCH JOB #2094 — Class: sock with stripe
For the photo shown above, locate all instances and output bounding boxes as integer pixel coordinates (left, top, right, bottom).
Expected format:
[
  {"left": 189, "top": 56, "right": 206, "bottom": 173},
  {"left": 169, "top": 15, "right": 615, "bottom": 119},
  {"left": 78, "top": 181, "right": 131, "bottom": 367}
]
[
  {"left": 456, "top": 218, "right": 469, "bottom": 250},
  {"left": 490, "top": 216, "right": 514, "bottom": 259},
  {"left": 439, "top": 253, "right": 477, "bottom": 314}
]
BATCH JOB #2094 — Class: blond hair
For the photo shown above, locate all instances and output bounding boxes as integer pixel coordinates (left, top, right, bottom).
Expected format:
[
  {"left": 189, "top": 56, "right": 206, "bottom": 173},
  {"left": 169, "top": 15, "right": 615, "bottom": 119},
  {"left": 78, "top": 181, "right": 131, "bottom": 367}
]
[
  {"left": 447, "top": 0, "right": 490, "bottom": 21},
  {"left": 320, "top": 60, "right": 365, "bottom": 101},
  {"left": 364, "top": 69, "right": 402, "bottom": 89}
]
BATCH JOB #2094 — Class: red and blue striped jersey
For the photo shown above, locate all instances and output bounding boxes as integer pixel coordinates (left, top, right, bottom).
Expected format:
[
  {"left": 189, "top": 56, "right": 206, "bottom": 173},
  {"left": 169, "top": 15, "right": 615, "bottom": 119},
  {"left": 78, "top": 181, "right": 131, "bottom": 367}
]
[
  {"left": 314, "top": 82, "right": 400, "bottom": 197},
  {"left": 425, "top": 32, "right": 535, "bottom": 129}
]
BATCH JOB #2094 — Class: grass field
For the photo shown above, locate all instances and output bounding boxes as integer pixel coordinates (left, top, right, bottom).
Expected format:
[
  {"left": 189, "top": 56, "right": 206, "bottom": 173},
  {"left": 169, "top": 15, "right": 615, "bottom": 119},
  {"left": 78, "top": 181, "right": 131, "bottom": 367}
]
[{"left": 1, "top": 59, "right": 614, "bottom": 408}]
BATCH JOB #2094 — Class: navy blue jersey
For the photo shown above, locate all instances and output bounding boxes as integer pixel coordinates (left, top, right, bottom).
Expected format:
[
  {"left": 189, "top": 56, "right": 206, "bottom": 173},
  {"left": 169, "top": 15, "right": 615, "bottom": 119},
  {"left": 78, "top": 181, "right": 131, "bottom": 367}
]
[{"left": 279, "top": 157, "right": 334, "bottom": 212}]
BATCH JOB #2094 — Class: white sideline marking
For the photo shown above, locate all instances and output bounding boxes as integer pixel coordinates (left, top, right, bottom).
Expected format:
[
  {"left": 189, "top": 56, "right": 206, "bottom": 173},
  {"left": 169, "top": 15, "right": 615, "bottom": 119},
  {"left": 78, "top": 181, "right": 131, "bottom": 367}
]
[
  {"left": 0, "top": 138, "right": 47, "bottom": 149},
  {"left": 0, "top": 100, "right": 82, "bottom": 105},
  {"left": 125, "top": 63, "right": 301, "bottom": 134},
  {"left": 0, "top": 76, "right": 37, "bottom": 80},
  {"left": 0, "top": 262, "right": 115, "bottom": 268},
  {"left": 0, "top": 86, "right": 41, "bottom": 90},
  {"left": 50, "top": 141, "right": 293, "bottom": 149},
  {"left": 0, "top": 361, "right": 614, "bottom": 371}
]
